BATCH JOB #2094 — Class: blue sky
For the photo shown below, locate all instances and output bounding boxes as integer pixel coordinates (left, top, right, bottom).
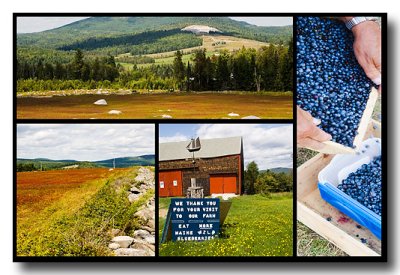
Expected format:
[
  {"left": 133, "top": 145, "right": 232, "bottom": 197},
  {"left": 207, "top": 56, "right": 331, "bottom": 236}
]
[
  {"left": 159, "top": 124, "right": 293, "bottom": 170},
  {"left": 17, "top": 124, "right": 155, "bottom": 161},
  {"left": 17, "top": 16, "right": 292, "bottom": 33}
]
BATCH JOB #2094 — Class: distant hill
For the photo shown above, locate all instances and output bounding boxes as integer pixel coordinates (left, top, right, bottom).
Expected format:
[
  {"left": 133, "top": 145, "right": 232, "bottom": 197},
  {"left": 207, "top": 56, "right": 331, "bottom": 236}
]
[
  {"left": 17, "top": 16, "right": 292, "bottom": 50},
  {"left": 261, "top": 167, "right": 293, "bottom": 174},
  {"left": 16, "top": 155, "right": 155, "bottom": 171},
  {"left": 94, "top": 155, "right": 155, "bottom": 168}
]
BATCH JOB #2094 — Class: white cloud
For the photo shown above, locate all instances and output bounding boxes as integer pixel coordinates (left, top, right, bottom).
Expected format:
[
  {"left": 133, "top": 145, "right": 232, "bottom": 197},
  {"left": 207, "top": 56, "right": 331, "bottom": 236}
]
[
  {"left": 202, "top": 124, "right": 293, "bottom": 169},
  {"left": 159, "top": 133, "right": 190, "bottom": 144},
  {"left": 17, "top": 124, "right": 155, "bottom": 161}
]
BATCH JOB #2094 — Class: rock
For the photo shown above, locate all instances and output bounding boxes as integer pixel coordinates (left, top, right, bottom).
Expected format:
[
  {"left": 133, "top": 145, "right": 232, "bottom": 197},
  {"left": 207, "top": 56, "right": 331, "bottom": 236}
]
[
  {"left": 144, "top": 236, "right": 155, "bottom": 245},
  {"left": 162, "top": 114, "right": 172, "bottom": 119},
  {"left": 141, "top": 225, "right": 155, "bottom": 233},
  {"left": 135, "top": 208, "right": 154, "bottom": 221},
  {"left": 114, "top": 248, "right": 148, "bottom": 256},
  {"left": 134, "top": 229, "right": 151, "bottom": 239},
  {"left": 128, "top": 193, "right": 140, "bottom": 202},
  {"left": 228, "top": 112, "right": 239, "bottom": 117},
  {"left": 111, "top": 236, "right": 134, "bottom": 248},
  {"left": 132, "top": 241, "right": 155, "bottom": 253},
  {"left": 146, "top": 219, "right": 155, "bottom": 230},
  {"left": 130, "top": 186, "right": 141, "bottom": 194},
  {"left": 94, "top": 99, "right": 107, "bottom": 105},
  {"left": 110, "top": 228, "right": 120, "bottom": 237},
  {"left": 140, "top": 184, "right": 148, "bottom": 191},
  {"left": 108, "top": 242, "right": 120, "bottom": 250},
  {"left": 108, "top": 110, "right": 122, "bottom": 115},
  {"left": 242, "top": 115, "right": 261, "bottom": 119}
]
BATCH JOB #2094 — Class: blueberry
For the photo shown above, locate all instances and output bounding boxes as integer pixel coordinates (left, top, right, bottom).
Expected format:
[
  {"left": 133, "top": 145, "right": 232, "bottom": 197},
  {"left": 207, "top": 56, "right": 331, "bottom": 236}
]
[
  {"left": 296, "top": 17, "right": 374, "bottom": 148},
  {"left": 361, "top": 238, "right": 367, "bottom": 244},
  {"left": 337, "top": 156, "right": 382, "bottom": 216}
]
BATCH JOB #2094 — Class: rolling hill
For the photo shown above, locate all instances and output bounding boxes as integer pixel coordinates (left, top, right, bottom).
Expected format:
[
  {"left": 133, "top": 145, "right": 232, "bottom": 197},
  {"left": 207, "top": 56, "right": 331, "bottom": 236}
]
[
  {"left": 262, "top": 167, "right": 293, "bottom": 174},
  {"left": 94, "top": 155, "right": 155, "bottom": 168},
  {"left": 17, "top": 155, "right": 155, "bottom": 171},
  {"left": 17, "top": 17, "right": 292, "bottom": 58}
]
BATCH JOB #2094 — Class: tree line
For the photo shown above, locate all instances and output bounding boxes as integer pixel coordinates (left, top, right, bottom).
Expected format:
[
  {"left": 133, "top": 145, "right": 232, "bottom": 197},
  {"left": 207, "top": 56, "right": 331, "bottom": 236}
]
[
  {"left": 17, "top": 41, "right": 293, "bottom": 93},
  {"left": 244, "top": 161, "right": 293, "bottom": 195},
  {"left": 17, "top": 49, "right": 119, "bottom": 82}
]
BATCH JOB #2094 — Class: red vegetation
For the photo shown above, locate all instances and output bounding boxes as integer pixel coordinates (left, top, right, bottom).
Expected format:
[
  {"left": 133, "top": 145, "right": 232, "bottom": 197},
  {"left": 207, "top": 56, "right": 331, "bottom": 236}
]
[{"left": 17, "top": 168, "right": 123, "bottom": 210}]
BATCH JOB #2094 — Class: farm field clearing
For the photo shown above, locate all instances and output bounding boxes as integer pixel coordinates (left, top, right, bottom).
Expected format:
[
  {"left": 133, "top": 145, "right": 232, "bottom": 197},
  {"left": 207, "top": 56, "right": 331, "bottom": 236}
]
[
  {"left": 117, "top": 35, "right": 269, "bottom": 68},
  {"left": 17, "top": 92, "right": 293, "bottom": 119},
  {"left": 16, "top": 167, "right": 149, "bottom": 256},
  {"left": 159, "top": 193, "right": 293, "bottom": 257}
]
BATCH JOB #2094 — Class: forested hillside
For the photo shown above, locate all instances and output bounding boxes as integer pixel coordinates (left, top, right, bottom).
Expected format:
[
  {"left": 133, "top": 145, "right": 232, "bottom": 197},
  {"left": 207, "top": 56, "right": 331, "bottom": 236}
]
[{"left": 16, "top": 16, "right": 293, "bottom": 93}]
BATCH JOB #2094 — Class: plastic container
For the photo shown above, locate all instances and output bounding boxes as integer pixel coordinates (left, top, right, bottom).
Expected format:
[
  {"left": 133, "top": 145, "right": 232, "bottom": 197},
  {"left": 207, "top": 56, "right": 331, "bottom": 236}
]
[{"left": 318, "top": 138, "right": 382, "bottom": 239}]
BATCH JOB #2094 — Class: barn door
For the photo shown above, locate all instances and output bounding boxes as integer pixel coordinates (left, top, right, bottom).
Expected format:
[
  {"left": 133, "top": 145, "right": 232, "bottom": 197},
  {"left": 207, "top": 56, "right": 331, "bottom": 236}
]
[
  {"left": 210, "top": 174, "right": 237, "bottom": 194},
  {"left": 159, "top": 170, "right": 183, "bottom": 197}
]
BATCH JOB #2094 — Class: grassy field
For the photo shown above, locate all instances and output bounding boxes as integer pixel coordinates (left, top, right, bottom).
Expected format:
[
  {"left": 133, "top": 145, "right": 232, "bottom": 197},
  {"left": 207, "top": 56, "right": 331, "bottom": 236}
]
[
  {"left": 159, "top": 193, "right": 293, "bottom": 257},
  {"left": 117, "top": 34, "right": 269, "bottom": 69},
  {"left": 17, "top": 92, "right": 293, "bottom": 119},
  {"left": 17, "top": 167, "right": 153, "bottom": 256}
]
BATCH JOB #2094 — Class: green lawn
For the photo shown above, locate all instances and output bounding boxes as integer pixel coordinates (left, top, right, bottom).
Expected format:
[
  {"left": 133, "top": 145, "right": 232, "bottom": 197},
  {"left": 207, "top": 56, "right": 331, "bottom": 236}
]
[{"left": 159, "top": 193, "right": 293, "bottom": 257}]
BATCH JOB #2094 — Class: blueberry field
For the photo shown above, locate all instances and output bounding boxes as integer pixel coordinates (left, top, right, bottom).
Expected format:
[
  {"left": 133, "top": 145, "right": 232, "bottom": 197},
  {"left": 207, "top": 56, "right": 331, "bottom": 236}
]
[
  {"left": 17, "top": 167, "right": 153, "bottom": 256},
  {"left": 158, "top": 194, "right": 293, "bottom": 257},
  {"left": 16, "top": 92, "right": 293, "bottom": 119}
]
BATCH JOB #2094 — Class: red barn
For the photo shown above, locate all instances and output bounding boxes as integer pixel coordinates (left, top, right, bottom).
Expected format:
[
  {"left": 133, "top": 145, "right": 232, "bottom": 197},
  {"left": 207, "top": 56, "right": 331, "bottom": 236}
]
[{"left": 159, "top": 136, "right": 244, "bottom": 197}]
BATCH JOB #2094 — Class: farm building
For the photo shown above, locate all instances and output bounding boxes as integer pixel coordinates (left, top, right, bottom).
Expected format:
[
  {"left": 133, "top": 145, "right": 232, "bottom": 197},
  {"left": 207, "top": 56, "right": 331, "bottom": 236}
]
[{"left": 159, "top": 136, "right": 244, "bottom": 197}]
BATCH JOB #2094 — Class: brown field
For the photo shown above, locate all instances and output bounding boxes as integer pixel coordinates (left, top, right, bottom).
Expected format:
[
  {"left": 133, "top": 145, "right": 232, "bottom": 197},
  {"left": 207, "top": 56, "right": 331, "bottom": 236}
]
[{"left": 17, "top": 92, "right": 293, "bottom": 119}]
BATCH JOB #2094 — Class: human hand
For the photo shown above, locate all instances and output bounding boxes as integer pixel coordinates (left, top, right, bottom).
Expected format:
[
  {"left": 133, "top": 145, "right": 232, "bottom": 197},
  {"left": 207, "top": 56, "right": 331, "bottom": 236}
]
[
  {"left": 297, "top": 106, "right": 332, "bottom": 150},
  {"left": 347, "top": 18, "right": 382, "bottom": 93}
]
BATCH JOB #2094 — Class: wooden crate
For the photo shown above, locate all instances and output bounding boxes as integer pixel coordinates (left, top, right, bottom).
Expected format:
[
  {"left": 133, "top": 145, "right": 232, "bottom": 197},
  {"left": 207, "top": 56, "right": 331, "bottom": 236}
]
[
  {"left": 318, "top": 87, "right": 379, "bottom": 154},
  {"left": 297, "top": 119, "right": 381, "bottom": 256}
]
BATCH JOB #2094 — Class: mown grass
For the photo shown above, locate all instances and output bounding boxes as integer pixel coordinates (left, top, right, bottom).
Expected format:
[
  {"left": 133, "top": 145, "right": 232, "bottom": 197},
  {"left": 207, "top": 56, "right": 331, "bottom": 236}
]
[
  {"left": 17, "top": 167, "right": 154, "bottom": 256},
  {"left": 159, "top": 193, "right": 293, "bottom": 257},
  {"left": 17, "top": 92, "right": 293, "bottom": 119}
]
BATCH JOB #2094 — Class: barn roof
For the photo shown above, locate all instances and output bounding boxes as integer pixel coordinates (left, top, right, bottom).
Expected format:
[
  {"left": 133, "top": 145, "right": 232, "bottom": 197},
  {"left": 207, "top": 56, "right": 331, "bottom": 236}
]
[{"left": 159, "top": 136, "right": 242, "bottom": 161}]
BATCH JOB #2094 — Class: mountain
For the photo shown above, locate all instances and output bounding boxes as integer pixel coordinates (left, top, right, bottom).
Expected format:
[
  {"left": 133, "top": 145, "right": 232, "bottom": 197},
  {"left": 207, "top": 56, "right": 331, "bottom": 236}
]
[
  {"left": 94, "top": 155, "right": 155, "bottom": 168},
  {"left": 17, "top": 16, "right": 292, "bottom": 49},
  {"left": 17, "top": 154, "right": 155, "bottom": 171},
  {"left": 261, "top": 167, "right": 293, "bottom": 174}
]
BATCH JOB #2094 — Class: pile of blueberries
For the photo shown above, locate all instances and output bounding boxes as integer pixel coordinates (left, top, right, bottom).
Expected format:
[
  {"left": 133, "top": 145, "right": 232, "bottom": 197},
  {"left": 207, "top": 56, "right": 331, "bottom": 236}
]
[
  {"left": 297, "top": 17, "right": 375, "bottom": 147},
  {"left": 337, "top": 156, "right": 382, "bottom": 216}
]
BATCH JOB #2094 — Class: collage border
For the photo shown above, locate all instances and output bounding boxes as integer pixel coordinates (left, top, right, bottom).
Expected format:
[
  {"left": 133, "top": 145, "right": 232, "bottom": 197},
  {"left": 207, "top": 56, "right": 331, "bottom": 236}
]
[{"left": 12, "top": 12, "right": 387, "bottom": 262}]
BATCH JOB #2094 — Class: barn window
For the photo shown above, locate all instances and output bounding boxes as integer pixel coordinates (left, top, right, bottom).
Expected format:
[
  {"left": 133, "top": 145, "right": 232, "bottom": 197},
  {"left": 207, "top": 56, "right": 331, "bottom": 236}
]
[
  {"left": 173, "top": 180, "right": 178, "bottom": 186},
  {"left": 160, "top": 181, "right": 165, "bottom": 188}
]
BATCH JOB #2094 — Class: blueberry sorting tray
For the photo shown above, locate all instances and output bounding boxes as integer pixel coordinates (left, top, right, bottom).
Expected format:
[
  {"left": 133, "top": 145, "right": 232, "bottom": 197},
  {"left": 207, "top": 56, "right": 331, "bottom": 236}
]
[
  {"left": 298, "top": 120, "right": 381, "bottom": 256},
  {"left": 318, "top": 138, "right": 382, "bottom": 239}
]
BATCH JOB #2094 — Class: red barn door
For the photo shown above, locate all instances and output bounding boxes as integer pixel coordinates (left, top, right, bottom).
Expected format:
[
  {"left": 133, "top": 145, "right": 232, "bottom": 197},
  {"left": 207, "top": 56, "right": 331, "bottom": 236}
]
[
  {"left": 159, "top": 170, "right": 183, "bottom": 197},
  {"left": 210, "top": 174, "right": 237, "bottom": 194}
]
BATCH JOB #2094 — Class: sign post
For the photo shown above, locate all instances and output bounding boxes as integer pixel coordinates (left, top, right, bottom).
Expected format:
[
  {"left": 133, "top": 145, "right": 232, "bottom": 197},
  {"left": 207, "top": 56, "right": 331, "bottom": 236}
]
[{"left": 164, "top": 198, "right": 220, "bottom": 242}]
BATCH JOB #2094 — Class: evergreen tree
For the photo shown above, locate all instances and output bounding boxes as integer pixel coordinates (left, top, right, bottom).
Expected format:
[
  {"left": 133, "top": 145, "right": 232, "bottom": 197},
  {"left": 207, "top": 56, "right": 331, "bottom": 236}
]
[
  {"left": 172, "top": 50, "right": 185, "bottom": 90},
  {"left": 72, "top": 49, "right": 84, "bottom": 79}
]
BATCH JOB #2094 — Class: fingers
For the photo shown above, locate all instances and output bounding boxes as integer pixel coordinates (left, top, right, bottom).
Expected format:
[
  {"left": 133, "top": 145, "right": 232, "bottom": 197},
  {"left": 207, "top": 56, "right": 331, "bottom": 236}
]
[
  {"left": 307, "top": 124, "right": 332, "bottom": 142},
  {"left": 363, "top": 62, "right": 381, "bottom": 86},
  {"left": 298, "top": 138, "right": 326, "bottom": 151}
]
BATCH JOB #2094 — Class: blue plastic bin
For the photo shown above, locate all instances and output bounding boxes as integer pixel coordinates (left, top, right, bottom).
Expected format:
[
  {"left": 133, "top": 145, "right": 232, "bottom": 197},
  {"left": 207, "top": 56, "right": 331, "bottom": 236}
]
[{"left": 318, "top": 138, "right": 382, "bottom": 239}]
